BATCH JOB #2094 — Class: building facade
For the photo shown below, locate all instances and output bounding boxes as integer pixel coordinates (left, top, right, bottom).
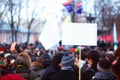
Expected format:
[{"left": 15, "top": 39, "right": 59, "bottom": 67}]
[{"left": 0, "top": 22, "right": 39, "bottom": 44}]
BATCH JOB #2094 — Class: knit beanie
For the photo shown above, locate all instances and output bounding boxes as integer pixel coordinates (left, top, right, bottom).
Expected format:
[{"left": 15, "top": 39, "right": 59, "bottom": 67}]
[{"left": 61, "top": 53, "right": 74, "bottom": 67}]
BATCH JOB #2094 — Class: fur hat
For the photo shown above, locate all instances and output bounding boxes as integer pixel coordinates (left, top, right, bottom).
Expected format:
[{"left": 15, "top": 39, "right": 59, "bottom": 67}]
[
  {"left": 61, "top": 53, "right": 74, "bottom": 67},
  {"left": 16, "top": 52, "right": 31, "bottom": 69}
]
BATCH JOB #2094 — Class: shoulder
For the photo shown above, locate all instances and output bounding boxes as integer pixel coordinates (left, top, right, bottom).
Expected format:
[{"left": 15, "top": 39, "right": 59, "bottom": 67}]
[{"left": 94, "top": 72, "right": 104, "bottom": 78}]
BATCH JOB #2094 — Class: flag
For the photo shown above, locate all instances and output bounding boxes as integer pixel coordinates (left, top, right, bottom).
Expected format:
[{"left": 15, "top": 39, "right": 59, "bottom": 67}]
[
  {"left": 113, "top": 22, "right": 118, "bottom": 51},
  {"left": 39, "top": 17, "right": 60, "bottom": 50},
  {"left": 62, "top": 0, "right": 73, "bottom": 13},
  {"left": 76, "top": 2, "right": 82, "bottom": 14}
]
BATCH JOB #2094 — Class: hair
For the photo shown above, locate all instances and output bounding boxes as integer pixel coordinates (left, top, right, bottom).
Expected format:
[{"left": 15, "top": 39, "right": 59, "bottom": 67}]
[
  {"left": 97, "top": 59, "right": 111, "bottom": 71},
  {"left": 111, "top": 46, "right": 120, "bottom": 78},
  {"left": 86, "top": 50, "right": 100, "bottom": 64},
  {"left": 111, "top": 58, "right": 120, "bottom": 77},
  {"left": 52, "top": 52, "right": 63, "bottom": 65},
  {"left": 81, "top": 50, "right": 86, "bottom": 60},
  {"left": 105, "top": 54, "right": 116, "bottom": 63},
  {"left": 16, "top": 52, "right": 31, "bottom": 69},
  {"left": 114, "top": 46, "right": 120, "bottom": 58},
  {"left": 31, "top": 61, "right": 43, "bottom": 71}
]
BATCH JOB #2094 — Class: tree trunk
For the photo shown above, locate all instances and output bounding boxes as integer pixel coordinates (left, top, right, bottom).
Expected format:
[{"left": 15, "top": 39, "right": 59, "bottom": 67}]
[
  {"left": 10, "top": 0, "right": 15, "bottom": 43},
  {"left": 27, "top": 18, "right": 34, "bottom": 44},
  {"left": 11, "top": 24, "right": 14, "bottom": 42},
  {"left": 11, "top": 15, "right": 14, "bottom": 42},
  {"left": 15, "top": 29, "right": 17, "bottom": 42}
]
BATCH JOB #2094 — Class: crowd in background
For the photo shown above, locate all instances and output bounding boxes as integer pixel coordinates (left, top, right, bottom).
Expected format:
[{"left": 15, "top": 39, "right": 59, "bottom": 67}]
[
  {"left": 0, "top": 40, "right": 120, "bottom": 80},
  {"left": 81, "top": 40, "right": 120, "bottom": 80},
  {"left": 0, "top": 41, "right": 79, "bottom": 80}
]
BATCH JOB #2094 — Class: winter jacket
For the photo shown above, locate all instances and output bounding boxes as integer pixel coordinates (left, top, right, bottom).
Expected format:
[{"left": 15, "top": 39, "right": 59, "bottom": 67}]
[
  {"left": 15, "top": 65, "right": 33, "bottom": 80},
  {"left": 41, "top": 64, "right": 60, "bottom": 80},
  {"left": 81, "top": 63, "right": 97, "bottom": 80},
  {"left": 92, "top": 71, "right": 116, "bottom": 80},
  {"left": 52, "top": 69, "right": 78, "bottom": 80}
]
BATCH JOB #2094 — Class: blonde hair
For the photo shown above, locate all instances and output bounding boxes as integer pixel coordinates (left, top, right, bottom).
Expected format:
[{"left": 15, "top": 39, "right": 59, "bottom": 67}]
[{"left": 17, "top": 52, "right": 31, "bottom": 69}]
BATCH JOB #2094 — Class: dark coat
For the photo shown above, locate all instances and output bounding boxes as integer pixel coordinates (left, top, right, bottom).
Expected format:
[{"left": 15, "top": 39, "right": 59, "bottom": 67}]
[
  {"left": 15, "top": 65, "right": 33, "bottom": 80},
  {"left": 30, "top": 69, "right": 44, "bottom": 80},
  {"left": 81, "top": 63, "right": 97, "bottom": 80},
  {"left": 41, "top": 64, "right": 60, "bottom": 80},
  {"left": 92, "top": 71, "right": 116, "bottom": 80},
  {"left": 52, "top": 70, "right": 78, "bottom": 80}
]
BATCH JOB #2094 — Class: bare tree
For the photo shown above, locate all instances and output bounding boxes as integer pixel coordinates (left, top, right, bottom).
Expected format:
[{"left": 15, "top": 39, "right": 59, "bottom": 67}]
[
  {"left": 94, "top": 0, "right": 115, "bottom": 35},
  {"left": 25, "top": 0, "right": 37, "bottom": 44},
  {"left": 9, "top": 0, "right": 15, "bottom": 42},
  {"left": 15, "top": 0, "right": 23, "bottom": 42},
  {"left": 1, "top": 0, "right": 24, "bottom": 43}
]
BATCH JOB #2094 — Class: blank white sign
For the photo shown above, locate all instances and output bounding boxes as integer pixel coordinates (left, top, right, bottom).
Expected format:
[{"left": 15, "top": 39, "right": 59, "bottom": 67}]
[
  {"left": 39, "top": 17, "right": 60, "bottom": 50},
  {"left": 62, "top": 23, "right": 97, "bottom": 46}
]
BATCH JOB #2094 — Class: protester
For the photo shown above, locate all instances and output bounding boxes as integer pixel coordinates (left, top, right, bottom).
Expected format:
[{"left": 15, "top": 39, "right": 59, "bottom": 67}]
[
  {"left": 92, "top": 59, "right": 115, "bottom": 80},
  {"left": 41, "top": 52, "right": 63, "bottom": 80},
  {"left": 81, "top": 50, "right": 100, "bottom": 80},
  {"left": 30, "top": 61, "right": 44, "bottom": 80},
  {"left": 52, "top": 53, "right": 78, "bottom": 80},
  {"left": 111, "top": 46, "right": 120, "bottom": 80},
  {"left": 15, "top": 52, "right": 33, "bottom": 80},
  {"left": 105, "top": 53, "right": 116, "bottom": 63}
]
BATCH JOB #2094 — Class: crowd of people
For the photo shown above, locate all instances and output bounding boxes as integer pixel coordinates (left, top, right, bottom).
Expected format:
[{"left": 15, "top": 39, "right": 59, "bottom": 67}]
[
  {"left": 0, "top": 41, "right": 79, "bottom": 80},
  {"left": 81, "top": 43, "right": 120, "bottom": 80},
  {"left": 0, "top": 40, "right": 120, "bottom": 80}
]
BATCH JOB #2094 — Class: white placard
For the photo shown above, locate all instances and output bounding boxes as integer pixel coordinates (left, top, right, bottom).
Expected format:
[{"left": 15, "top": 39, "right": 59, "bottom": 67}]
[
  {"left": 62, "top": 23, "right": 97, "bottom": 46},
  {"left": 39, "top": 17, "right": 60, "bottom": 50}
]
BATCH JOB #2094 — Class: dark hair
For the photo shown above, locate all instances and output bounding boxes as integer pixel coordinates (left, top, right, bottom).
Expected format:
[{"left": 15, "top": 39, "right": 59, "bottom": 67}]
[
  {"left": 111, "top": 59, "right": 120, "bottom": 76},
  {"left": 98, "top": 59, "right": 111, "bottom": 70},
  {"left": 105, "top": 54, "right": 116, "bottom": 63},
  {"left": 86, "top": 50, "right": 100, "bottom": 64},
  {"left": 114, "top": 46, "right": 120, "bottom": 57},
  {"left": 81, "top": 50, "right": 86, "bottom": 60},
  {"left": 52, "top": 52, "right": 63, "bottom": 65}
]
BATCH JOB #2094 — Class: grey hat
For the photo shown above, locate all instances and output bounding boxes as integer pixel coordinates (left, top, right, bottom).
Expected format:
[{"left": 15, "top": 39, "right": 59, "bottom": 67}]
[{"left": 61, "top": 53, "right": 74, "bottom": 67}]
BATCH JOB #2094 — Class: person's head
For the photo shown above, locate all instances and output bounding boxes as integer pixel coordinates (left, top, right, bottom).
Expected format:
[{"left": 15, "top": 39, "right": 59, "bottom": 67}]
[
  {"left": 114, "top": 46, "right": 120, "bottom": 58},
  {"left": 31, "top": 61, "right": 43, "bottom": 71},
  {"left": 0, "top": 60, "right": 5, "bottom": 70},
  {"left": 111, "top": 58, "right": 120, "bottom": 77},
  {"left": 61, "top": 53, "right": 74, "bottom": 67},
  {"left": 105, "top": 54, "right": 116, "bottom": 63},
  {"left": 16, "top": 52, "right": 31, "bottom": 69},
  {"left": 81, "top": 50, "right": 87, "bottom": 60},
  {"left": 0, "top": 44, "right": 5, "bottom": 54},
  {"left": 97, "top": 59, "right": 111, "bottom": 72},
  {"left": 86, "top": 50, "right": 100, "bottom": 66},
  {"left": 52, "top": 52, "right": 64, "bottom": 67}
]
